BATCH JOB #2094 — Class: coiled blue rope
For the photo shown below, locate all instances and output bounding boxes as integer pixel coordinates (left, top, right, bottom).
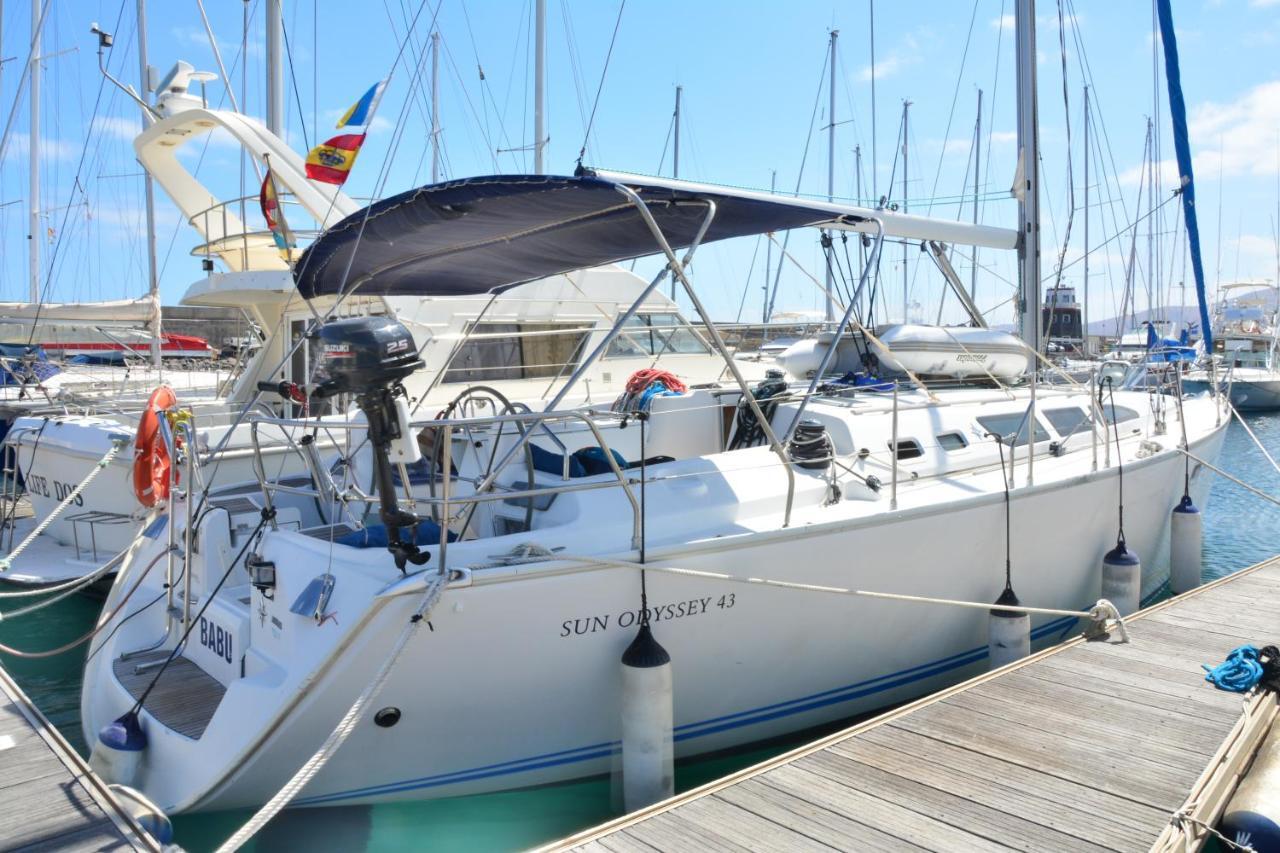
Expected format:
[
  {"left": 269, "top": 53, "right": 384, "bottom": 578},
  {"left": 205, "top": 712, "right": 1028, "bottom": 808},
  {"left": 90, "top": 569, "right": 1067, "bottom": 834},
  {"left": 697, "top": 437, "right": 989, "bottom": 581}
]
[{"left": 1202, "top": 645, "right": 1264, "bottom": 692}]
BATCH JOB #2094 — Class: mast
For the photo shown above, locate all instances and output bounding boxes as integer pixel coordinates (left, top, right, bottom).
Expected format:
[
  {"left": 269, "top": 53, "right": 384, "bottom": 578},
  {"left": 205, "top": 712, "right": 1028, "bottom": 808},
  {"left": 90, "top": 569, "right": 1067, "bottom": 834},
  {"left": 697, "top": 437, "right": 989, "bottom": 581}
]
[
  {"left": 826, "top": 29, "right": 837, "bottom": 323},
  {"left": 137, "top": 0, "right": 161, "bottom": 366},
  {"left": 869, "top": 0, "right": 877, "bottom": 201},
  {"left": 1014, "top": 0, "right": 1042, "bottom": 353},
  {"left": 855, "top": 144, "right": 864, "bottom": 283},
  {"left": 1152, "top": 112, "right": 1162, "bottom": 322},
  {"left": 1082, "top": 85, "right": 1091, "bottom": 355},
  {"left": 533, "top": 0, "right": 546, "bottom": 173},
  {"left": 265, "top": 0, "right": 283, "bottom": 136},
  {"left": 673, "top": 85, "right": 681, "bottom": 179},
  {"left": 431, "top": 30, "right": 440, "bottom": 182},
  {"left": 27, "top": 0, "right": 39, "bottom": 303},
  {"left": 763, "top": 168, "right": 775, "bottom": 324},
  {"left": 901, "top": 99, "right": 910, "bottom": 322},
  {"left": 971, "top": 88, "right": 982, "bottom": 300}
]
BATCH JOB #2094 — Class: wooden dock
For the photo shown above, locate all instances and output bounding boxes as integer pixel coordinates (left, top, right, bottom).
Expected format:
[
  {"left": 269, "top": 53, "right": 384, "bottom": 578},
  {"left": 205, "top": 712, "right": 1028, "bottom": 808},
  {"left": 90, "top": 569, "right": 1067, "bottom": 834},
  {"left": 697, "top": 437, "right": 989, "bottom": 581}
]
[
  {"left": 0, "top": 663, "right": 160, "bottom": 851},
  {"left": 550, "top": 557, "right": 1280, "bottom": 852}
]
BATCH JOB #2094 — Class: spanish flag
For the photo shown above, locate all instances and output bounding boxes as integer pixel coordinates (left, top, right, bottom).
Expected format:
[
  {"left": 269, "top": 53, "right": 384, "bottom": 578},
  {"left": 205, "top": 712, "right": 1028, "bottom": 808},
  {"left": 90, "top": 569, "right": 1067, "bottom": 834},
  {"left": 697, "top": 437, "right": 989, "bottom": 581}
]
[
  {"left": 305, "top": 133, "right": 367, "bottom": 186},
  {"left": 337, "top": 80, "right": 387, "bottom": 129},
  {"left": 259, "top": 168, "right": 294, "bottom": 252}
]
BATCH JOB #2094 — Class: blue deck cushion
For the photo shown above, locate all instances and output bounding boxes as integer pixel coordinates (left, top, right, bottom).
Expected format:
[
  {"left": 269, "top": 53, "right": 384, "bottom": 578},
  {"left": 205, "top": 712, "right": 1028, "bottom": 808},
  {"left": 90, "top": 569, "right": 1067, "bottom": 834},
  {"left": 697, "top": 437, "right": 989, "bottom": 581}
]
[
  {"left": 528, "top": 443, "right": 628, "bottom": 478},
  {"left": 335, "top": 520, "right": 457, "bottom": 548}
]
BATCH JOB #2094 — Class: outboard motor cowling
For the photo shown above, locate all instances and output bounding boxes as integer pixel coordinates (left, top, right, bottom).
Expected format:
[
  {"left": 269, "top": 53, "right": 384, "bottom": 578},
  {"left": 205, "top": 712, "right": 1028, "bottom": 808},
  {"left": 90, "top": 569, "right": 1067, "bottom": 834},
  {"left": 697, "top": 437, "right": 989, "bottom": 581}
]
[{"left": 312, "top": 317, "right": 429, "bottom": 571}]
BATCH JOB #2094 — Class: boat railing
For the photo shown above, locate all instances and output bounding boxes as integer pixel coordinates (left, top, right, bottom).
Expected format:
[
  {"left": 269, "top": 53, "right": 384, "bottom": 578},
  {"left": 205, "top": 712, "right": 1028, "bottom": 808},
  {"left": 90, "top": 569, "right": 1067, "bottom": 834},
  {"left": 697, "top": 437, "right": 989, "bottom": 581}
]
[
  {"left": 186, "top": 193, "right": 371, "bottom": 271},
  {"left": 247, "top": 407, "right": 644, "bottom": 551}
]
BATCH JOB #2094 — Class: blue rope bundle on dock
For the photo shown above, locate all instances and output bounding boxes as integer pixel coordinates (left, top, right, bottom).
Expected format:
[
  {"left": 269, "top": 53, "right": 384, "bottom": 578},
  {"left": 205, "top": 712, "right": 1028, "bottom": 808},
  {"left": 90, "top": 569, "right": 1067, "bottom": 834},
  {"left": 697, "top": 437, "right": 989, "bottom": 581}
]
[{"left": 1202, "top": 645, "right": 1272, "bottom": 693}]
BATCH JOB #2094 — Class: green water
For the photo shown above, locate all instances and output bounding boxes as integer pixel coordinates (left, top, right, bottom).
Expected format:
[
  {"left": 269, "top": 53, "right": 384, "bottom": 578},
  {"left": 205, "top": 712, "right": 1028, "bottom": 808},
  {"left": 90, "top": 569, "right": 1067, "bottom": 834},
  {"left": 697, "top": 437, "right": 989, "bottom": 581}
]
[{"left": 3, "top": 413, "right": 1278, "bottom": 852}]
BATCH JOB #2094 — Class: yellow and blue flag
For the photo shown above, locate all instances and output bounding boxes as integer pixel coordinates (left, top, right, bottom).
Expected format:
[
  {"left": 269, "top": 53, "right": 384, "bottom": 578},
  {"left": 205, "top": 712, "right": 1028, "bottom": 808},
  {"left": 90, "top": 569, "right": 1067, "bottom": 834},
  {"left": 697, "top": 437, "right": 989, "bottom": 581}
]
[{"left": 337, "top": 80, "right": 387, "bottom": 129}]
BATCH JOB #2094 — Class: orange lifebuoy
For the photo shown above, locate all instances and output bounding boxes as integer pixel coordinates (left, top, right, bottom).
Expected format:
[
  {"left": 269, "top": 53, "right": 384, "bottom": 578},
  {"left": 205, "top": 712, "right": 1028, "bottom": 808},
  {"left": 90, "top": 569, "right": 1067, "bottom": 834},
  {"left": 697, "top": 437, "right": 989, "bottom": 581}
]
[{"left": 133, "top": 386, "right": 179, "bottom": 507}]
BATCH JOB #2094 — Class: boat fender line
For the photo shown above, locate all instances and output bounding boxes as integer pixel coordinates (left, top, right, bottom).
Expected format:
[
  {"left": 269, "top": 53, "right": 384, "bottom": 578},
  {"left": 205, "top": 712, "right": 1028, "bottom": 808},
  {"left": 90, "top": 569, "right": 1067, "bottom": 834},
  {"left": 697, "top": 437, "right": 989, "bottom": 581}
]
[
  {"left": 0, "top": 436, "right": 128, "bottom": 573},
  {"left": 215, "top": 570, "right": 451, "bottom": 853},
  {"left": 620, "top": 623, "right": 674, "bottom": 811},
  {"left": 987, "top": 431, "right": 1030, "bottom": 669},
  {"left": 0, "top": 544, "right": 171, "bottom": 659},
  {"left": 1177, "top": 448, "right": 1280, "bottom": 510},
  {"left": 0, "top": 548, "right": 128, "bottom": 617},
  {"left": 1168, "top": 806, "right": 1260, "bottom": 853},
  {"left": 1100, "top": 377, "right": 1140, "bottom": 616},
  {"left": 1101, "top": 541, "right": 1141, "bottom": 618},
  {"left": 1170, "top": 495, "right": 1203, "bottom": 594},
  {"left": 90, "top": 710, "right": 146, "bottom": 790},
  {"left": 988, "top": 585, "right": 1030, "bottom": 670}
]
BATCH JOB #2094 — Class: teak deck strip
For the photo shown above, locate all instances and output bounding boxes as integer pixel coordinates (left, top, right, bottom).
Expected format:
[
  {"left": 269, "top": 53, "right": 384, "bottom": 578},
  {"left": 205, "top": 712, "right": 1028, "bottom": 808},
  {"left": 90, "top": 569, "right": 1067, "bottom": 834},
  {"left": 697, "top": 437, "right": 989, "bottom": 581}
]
[
  {"left": 551, "top": 556, "right": 1280, "bottom": 852},
  {"left": 0, "top": 662, "right": 158, "bottom": 851},
  {"left": 112, "top": 650, "right": 226, "bottom": 740}
]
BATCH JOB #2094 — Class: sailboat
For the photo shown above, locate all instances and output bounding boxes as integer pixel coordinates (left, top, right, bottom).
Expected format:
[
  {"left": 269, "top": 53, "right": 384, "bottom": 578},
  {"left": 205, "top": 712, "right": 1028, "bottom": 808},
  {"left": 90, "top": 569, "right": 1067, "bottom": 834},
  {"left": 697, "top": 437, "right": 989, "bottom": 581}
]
[
  {"left": 1183, "top": 281, "right": 1280, "bottom": 411},
  {"left": 79, "top": 0, "right": 1229, "bottom": 814}
]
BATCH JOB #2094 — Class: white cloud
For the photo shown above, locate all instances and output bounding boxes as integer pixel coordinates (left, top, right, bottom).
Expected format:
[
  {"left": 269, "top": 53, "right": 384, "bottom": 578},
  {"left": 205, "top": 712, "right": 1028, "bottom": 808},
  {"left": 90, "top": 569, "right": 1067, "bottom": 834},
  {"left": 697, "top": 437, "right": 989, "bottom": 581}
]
[
  {"left": 1114, "top": 80, "right": 1280, "bottom": 188},
  {"left": 170, "top": 25, "right": 264, "bottom": 59},
  {"left": 1251, "top": 0, "right": 1280, "bottom": 8},
  {"left": 857, "top": 53, "right": 913, "bottom": 83},
  {"left": 93, "top": 116, "right": 142, "bottom": 143},
  {"left": 990, "top": 14, "right": 1015, "bottom": 31},
  {"left": 1118, "top": 158, "right": 1179, "bottom": 188},
  {"left": 989, "top": 130, "right": 1018, "bottom": 145},
  {"left": 7, "top": 132, "right": 78, "bottom": 162},
  {"left": 1188, "top": 80, "right": 1280, "bottom": 177}
]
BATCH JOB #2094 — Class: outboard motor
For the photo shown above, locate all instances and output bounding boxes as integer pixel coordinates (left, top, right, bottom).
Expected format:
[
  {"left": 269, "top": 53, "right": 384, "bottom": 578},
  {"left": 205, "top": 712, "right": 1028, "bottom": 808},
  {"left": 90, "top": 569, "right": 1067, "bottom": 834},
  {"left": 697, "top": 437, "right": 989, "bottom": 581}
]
[{"left": 312, "top": 316, "right": 429, "bottom": 571}]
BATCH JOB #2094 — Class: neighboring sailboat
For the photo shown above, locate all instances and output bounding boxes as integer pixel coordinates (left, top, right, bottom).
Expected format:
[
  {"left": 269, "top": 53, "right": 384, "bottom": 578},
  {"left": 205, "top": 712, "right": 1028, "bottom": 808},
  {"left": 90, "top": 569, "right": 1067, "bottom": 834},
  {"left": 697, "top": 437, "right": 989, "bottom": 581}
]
[{"left": 1183, "top": 282, "right": 1280, "bottom": 411}]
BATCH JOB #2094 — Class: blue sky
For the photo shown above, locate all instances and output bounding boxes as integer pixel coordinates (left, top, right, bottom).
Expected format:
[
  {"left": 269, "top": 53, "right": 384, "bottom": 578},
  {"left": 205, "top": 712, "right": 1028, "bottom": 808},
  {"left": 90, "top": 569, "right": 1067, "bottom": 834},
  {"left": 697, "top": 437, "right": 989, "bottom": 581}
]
[{"left": 2, "top": 0, "right": 1279, "bottom": 331}]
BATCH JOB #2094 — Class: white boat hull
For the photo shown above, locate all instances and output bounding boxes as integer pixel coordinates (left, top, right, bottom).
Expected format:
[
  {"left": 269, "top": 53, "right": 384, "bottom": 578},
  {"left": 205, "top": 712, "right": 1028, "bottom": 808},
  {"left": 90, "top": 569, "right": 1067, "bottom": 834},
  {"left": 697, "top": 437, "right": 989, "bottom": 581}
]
[{"left": 81, "top": 394, "right": 1227, "bottom": 813}]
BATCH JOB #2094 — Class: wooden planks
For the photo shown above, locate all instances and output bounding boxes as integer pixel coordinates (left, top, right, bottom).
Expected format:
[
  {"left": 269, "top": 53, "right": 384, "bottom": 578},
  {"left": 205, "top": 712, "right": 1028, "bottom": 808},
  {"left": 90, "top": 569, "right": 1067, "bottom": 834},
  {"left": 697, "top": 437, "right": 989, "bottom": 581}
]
[
  {"left": 113, "top": 651, "right": 226, "bottom": 740},
  {"left": 551, "top": 556, "right": 1280, "bottom": 852},
  {"left": 0, "top": 663, "right": 158, "bottom": 851}
]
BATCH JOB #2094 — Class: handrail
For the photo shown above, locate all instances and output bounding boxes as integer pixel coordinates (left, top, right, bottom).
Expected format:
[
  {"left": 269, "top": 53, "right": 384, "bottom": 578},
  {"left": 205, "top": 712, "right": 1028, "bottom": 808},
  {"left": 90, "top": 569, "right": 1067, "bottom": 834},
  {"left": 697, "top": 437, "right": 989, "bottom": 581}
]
[{"left": 248, "top": 407, "right": 644, "bottom": 548}]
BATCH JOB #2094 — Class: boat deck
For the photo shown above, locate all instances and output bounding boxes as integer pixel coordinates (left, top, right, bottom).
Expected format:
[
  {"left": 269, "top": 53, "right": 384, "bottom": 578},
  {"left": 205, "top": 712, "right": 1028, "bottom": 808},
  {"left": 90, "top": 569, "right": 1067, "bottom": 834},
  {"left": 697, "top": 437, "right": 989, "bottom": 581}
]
[
  {"left": 550, "top": 557, "right": 1280, "bottom": 852},
  {"left": 0, "top": 662, "right": 159, "bottom": 851},
  {"left": 113, "top": 651, "right": 226, "bottom": 740}
]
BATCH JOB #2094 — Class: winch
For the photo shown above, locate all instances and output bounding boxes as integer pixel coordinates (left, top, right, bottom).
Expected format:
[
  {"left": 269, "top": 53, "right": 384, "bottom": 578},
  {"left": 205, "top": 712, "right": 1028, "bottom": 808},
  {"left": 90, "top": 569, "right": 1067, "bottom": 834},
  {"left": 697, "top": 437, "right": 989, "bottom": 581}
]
[{"left": 312, "top": 316, "right": 429, "bottom": 571}]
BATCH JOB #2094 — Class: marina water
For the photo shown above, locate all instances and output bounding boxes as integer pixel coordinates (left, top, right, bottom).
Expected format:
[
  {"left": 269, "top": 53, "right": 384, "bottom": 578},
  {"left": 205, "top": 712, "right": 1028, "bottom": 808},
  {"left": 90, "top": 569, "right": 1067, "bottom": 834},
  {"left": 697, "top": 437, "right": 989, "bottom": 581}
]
[{"left": 4, "top": 412, "right": 1277, "bottom": 852}]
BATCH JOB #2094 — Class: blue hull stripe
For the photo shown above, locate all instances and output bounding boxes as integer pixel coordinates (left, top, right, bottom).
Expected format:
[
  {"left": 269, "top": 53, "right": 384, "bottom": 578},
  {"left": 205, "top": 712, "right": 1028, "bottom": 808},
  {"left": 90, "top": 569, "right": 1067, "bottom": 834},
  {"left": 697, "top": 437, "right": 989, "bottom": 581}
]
[{"left": 294, "top": 613, "right": 1081, "bottom": 806}]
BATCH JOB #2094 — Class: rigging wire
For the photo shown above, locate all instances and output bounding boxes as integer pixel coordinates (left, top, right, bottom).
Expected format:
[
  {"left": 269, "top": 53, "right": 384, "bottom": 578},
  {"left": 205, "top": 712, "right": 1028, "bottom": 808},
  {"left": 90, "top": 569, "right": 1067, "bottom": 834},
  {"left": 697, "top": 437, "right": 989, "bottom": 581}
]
[
  {"left": 923, "top": 0, "right": 980, "bottom": 217},
  {"left": 280, "top": 15, "right": 311, "bottom": 153},
  {"left": 23, "top": 0, "right": 128, "bottom": 342},
  {"left": 575, "top": 0, "right": 626, "bottom": 167},
  {"left": 765, "top": 50, "right": 829, "bottom": 322}
]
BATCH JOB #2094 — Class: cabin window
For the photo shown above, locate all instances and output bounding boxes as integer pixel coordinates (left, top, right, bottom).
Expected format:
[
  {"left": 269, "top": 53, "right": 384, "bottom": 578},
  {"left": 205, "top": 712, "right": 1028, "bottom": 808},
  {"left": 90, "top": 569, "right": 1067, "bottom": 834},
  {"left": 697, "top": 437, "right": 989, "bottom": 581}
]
[
  {"left": 1043, "top": 407, "right": 1092, "bottom": 437},
  {"left": 442, "top": 322, "right": 588, "bottom": 383},
  {"left": 936, "top": 432, "right": 968, "bottom": 451},
  {"left": 891, "top": 439, "right": 924, "bottom": 460},
  {"left": 975, "top": 412, "right": 1050, "bottom": 447},
  {"left": 605, "top": 313, "right": 711, "bottom": 358},
  {"left": 1100, "top": 404, "right": 1141, "bottom": 425}
]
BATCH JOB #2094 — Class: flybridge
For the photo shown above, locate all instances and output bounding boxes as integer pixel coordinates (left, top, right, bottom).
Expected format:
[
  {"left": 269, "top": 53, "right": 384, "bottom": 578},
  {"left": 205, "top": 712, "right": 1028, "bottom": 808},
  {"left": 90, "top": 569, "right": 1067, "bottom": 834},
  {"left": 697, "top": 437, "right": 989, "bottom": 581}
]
[{"left": 292, "top": 170, "right": 1019, "bottom": 300}]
